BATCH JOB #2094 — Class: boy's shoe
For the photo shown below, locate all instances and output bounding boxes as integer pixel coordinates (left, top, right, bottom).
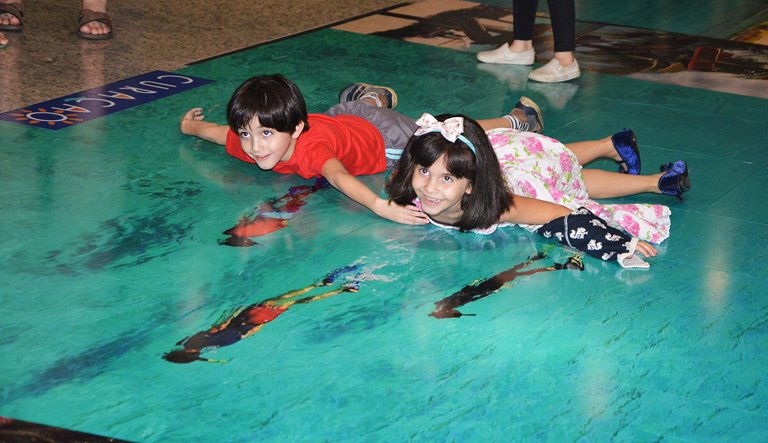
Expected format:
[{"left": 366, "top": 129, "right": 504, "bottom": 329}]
[
  {"left": 528, "top": 58, "right": 581, "bottom": 83},
  {"left": 477, "top": 43, "right": 535, "bottom": 65},
  {"left": 611, "top": 129, "right": 641, "bottom": 175},
  {"left": 658, "top": 161, "right": 691, "bottom": 200},
  {"left": 340, "top": 83, "right": 398, "bottom": 109},
  {"left": 508, "top": 96, "right": 544, "bottom": 133}
]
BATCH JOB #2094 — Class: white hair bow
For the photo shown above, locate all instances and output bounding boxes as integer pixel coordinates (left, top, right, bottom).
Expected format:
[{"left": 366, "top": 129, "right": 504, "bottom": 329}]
[
  {"left": 414, "top": 113, "right": 465, "bottom": 142},
  {"left": 413, "top": 113, "right": 477, "bottom": 154}
]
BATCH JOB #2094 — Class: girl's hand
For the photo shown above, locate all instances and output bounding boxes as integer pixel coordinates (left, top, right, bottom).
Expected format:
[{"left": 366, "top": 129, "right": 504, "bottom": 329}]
[
  {"left": 634, "top": 240, "right": 657, "bottom": 258},
  {"left": 374, "top": 200, "right": 429, "bottom": 225}
]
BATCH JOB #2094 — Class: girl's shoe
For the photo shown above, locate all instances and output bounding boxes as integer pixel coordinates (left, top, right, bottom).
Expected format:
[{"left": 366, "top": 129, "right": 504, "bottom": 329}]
[
  {"left": 611, "top": 129, "right": 641, "bottom": 175},
  {"left": 658, "top": 161, "right": 691, "bottom": 200}
]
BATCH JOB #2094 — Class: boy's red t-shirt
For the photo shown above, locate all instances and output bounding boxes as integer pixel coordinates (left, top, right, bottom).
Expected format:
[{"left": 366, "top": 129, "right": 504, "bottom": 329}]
[{"left": 224, "top": 113, "right": 386, "bottom": 179}]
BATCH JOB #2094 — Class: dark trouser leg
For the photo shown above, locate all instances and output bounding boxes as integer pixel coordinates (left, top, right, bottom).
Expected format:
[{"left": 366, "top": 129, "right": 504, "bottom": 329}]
[
  {"left": 546, "top": 0, "right": 576, "bottom": 52},
  {"left": 512, "top": 0, "right": 538, "bottom": 41}
]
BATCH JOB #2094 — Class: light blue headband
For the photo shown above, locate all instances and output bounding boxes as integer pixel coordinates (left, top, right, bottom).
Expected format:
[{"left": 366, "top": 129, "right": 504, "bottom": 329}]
[{"left": 413, "top": 113, "right": 477, "bottom": 155}]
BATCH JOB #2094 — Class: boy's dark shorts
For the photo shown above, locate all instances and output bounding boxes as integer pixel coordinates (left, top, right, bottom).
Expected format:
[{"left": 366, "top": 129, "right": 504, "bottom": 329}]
[{"left": 326, "top": 101, "right": 418, "bottom": 166}]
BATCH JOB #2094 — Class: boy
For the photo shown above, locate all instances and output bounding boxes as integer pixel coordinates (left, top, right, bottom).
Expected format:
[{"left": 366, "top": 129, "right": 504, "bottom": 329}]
[{"left": 180, "top": 74, "right": 542, "bottom": 225}]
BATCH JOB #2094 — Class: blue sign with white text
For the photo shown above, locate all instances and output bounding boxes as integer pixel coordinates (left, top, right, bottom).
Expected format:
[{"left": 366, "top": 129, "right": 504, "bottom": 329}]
[{"left": 0, "top": 71, "right": 214, "bottom": 130}]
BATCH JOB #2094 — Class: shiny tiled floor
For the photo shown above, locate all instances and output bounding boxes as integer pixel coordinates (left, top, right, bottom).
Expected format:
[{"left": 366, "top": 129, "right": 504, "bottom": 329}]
[
  {"left": 1, "top": 1, "right": 767, "bottom": 441},
  {"left": 0, "top": 0, "right": 404, "bottom": 113}
]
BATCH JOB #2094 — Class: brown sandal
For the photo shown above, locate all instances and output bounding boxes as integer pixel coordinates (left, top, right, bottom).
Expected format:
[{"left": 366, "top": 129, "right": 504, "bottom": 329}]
[
  {"left": 77, "top": 8, "right": 112, "bottom": 40},
  {"left": 0, "top": 2, "right": 24, "bottom": 31}
]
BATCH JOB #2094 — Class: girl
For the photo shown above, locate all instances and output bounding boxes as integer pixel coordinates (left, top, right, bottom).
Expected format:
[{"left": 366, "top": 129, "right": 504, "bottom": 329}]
[{"left": 386, "top": 114, "right": 690, "bottom": 268}]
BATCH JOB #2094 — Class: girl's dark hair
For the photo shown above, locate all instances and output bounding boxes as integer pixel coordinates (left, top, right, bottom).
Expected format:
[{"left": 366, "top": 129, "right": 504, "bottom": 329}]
[
  {"left": 226, "top": 74, "right": 310, "bottom": 134},
  {"left": 386, "top": 114, "right": 513, "bottom": 231}
]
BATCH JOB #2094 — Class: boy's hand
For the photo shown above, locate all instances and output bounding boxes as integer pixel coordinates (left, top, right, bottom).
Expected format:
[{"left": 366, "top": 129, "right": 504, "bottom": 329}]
[
  {"left": 322, "top": 159, "right": 429, "bottom": 225},
  {"left": 180, "top": 107, "right": 206, "bottom": 135},
  {"left": 179, "top": 107, "right": 229, "bottom": 145},
  {"left": 373, "top": 199, "right": 429, "bottom": 225}
]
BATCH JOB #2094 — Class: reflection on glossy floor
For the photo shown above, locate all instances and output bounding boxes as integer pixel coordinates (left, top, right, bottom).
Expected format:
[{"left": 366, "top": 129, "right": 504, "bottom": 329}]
[{"left": 1, "top": 0, "right": 767, "bottom": 441}]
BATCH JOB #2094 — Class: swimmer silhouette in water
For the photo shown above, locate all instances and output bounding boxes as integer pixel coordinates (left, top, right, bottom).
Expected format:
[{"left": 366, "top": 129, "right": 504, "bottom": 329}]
[
  {"left": 430, "top": 252, "right": 584, "bottom": 319},
  {"left": 220, "top": 178, "right": 330, "bottom": 247},
  {"left": 164, "top": 264, "right": 361, "bottom": 363}
]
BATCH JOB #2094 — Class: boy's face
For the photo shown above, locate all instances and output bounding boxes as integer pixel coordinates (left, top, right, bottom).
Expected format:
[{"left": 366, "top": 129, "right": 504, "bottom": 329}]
[{"left": 238, "top": 117, "right": 304, "bottom": 170}]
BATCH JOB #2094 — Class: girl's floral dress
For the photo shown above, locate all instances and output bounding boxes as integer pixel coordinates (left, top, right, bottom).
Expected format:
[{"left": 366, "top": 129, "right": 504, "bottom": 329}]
[{"left": 487, "top": 128, "right": 671, "bottom": 244}]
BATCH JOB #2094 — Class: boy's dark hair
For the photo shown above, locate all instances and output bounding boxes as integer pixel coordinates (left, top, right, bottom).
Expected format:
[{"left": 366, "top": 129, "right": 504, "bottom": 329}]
[
  {"left": 386, "top": 114, "right": 513, "bottom": 231},
  {"left": 226, "top": 74, "right": 310, "bottom": 134}
]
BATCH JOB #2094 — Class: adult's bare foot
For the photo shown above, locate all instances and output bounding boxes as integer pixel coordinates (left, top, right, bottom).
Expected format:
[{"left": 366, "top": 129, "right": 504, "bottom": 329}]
[
  {"left": 78, "top": 0, "right": 112, "bottom": 39},
  {"left": 0, "top": 0, "right": 24, "bottom": 31}
]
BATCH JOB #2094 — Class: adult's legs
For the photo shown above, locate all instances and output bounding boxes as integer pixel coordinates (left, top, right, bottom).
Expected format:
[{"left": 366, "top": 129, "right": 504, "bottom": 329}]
[
  {"left": 526, "top": 0, "right": 580, "bottom": 82},
  {"left": 476, "top": 0, "right": 537, "bottom": 64},
  {"left": 509, "top": 0, "right": 537, "bottom": 51},
  {"left": 0, "top": 0, "right": 111, "bottom": 38},
  {"left": 546, "top": 0, "right": 576, "bottom": 66}
]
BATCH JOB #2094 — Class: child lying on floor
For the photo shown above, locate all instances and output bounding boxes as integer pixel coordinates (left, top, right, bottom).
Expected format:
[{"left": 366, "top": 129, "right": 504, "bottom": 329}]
[
  {"left": 180, "top": 74, "right": 541, "bottom": 225},
  {"left": 385, "top": 113, "right": 691, "bottom": 268}
]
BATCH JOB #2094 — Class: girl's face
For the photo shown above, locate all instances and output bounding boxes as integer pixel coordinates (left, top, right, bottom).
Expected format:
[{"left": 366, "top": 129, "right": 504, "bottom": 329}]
[{"left": 411, "top": 155, "right": 471, "bottom": 223}]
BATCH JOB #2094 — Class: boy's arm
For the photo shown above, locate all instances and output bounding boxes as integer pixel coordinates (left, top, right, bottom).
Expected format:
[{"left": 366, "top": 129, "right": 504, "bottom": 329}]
[
  {"left": 321, "top": 158, "right": 428, "bottom": 225},
  {"left": 180, "top": 107, "right": 229, "bottom": 146}
]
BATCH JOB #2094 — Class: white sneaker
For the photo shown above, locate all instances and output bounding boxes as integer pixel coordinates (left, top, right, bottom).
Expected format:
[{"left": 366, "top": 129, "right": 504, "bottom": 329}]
[
  {"left": 528, "top": 58, "right": 581, "bottom": 83},
  {"left": 477, "top": 43, "right": 535, "bottom": 65}
]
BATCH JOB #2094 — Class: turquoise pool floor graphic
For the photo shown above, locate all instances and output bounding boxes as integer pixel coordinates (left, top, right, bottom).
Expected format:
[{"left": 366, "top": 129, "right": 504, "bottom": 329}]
[
  {"left": 164, "top": 264, "right": 363, "bottom": 364},
  {"left": 430, "top": 252, "right": 584, "bottom": 319}
]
